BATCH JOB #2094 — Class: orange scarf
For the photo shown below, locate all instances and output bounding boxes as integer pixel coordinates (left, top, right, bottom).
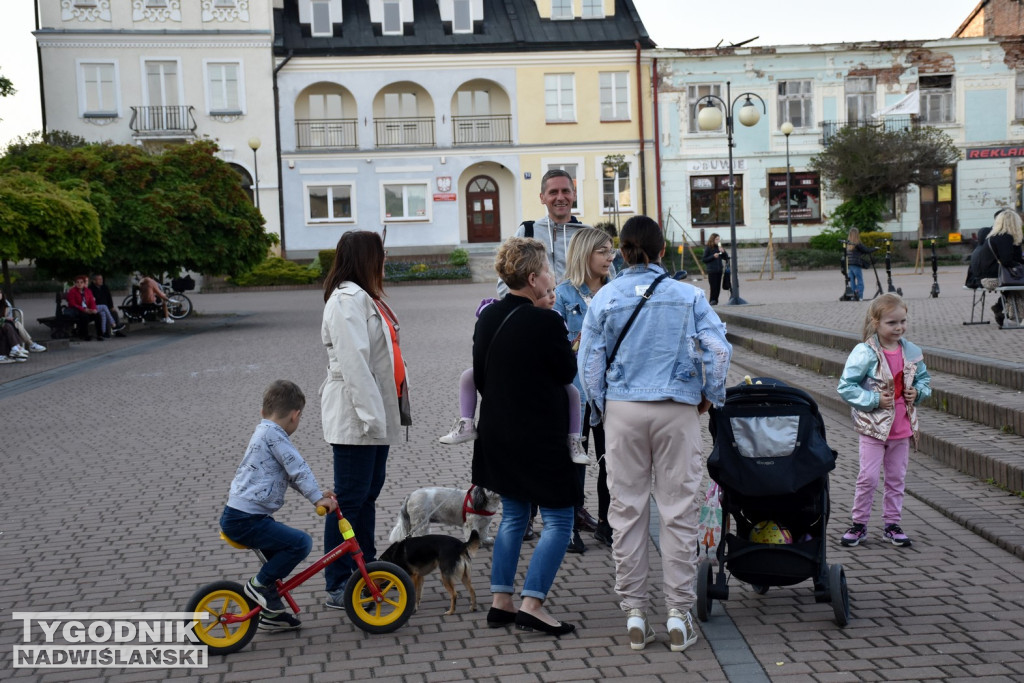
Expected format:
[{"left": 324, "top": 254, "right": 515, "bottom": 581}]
[{"left": 374, "top": 300, "right": 405, "bottom": 397}]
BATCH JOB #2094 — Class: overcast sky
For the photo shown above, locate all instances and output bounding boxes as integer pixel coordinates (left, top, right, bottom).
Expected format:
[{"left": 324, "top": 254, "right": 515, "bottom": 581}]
[{"left": 0, "top": 0, "right": 979, "bottom": 149}]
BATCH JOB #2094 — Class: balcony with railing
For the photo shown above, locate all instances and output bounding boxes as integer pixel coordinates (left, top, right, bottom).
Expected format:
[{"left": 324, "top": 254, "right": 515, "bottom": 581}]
[
  {"left": 452, "top": 115, "right": 512, "bottom": 146},
  {"left": 820, "top": 116, "right": 917, "bottom": 145},
  {"left": 129, "top": 105, "right": 197, "bottom": 138},
  {"left": 296, "top": 119, "right": 358, "bottom": 149},
  {"left": 374, "top": 117, "right": 435, "bottom": 148}
]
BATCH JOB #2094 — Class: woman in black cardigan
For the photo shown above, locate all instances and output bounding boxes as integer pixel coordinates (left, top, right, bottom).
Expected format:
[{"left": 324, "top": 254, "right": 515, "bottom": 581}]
[
  {"left": 472, "top": 237, "right": 579, "bottom": 636},
  {"left": 702, "top": 232, "right": 729, "bottom": 305}
]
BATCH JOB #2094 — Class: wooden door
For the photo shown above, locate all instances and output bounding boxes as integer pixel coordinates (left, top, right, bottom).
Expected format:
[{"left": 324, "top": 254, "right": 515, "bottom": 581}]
[{"left": 466, "top": 175, "right": 500, "bottom": 243}]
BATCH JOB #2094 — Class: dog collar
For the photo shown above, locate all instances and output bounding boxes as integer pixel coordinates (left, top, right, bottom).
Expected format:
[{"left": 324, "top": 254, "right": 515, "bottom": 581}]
[{"left": 463, "top": 485, "right": 496, "bottom": 522}]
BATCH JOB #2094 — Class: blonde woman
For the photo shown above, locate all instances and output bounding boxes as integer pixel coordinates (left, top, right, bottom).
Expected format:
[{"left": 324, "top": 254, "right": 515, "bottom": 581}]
[
  {"left": 979, "top": 209, "right": 1024, "bottom": 326},
  {"left": 555, "top": 227, "right": 616, "bottom": 551}
]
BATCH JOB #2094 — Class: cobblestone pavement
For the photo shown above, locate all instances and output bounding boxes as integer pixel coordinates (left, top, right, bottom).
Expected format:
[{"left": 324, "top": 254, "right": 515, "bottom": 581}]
[{"left": 2, "top": 269, "right": 1023, "bottom": 682}]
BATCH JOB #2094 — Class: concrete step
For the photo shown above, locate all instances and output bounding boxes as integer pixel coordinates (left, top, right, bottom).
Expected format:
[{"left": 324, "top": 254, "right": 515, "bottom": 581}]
[
  {"left": 717, "top": 309, "right": 1024, "bottom": 391},
  {"left": 723, "top": 320, "right": 1024, "bottom": 495}
]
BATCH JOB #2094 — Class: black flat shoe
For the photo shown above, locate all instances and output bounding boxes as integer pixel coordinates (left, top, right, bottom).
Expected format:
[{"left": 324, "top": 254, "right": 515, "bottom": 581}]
[
  {"left": 522, "top": 518, "right": 536, "bottom": 541},
  {"left": 566, "top": 529, "right": 586, "bottom": 554},
  {"left": 486, "top": 607, "right": 517, "bottom": 628},
  {"left": 514, "top": 611, "right": 575, "bottom": 636}
]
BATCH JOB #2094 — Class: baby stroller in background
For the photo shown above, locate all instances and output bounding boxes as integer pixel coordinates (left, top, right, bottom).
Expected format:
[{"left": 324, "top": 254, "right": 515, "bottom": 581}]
[{"left": 697, "top": 377, "right": 850, "bottom": 627}]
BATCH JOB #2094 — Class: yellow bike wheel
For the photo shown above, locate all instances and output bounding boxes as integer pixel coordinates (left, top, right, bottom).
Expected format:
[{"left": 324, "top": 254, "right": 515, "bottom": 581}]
[
  {"left": 186, "top": 580, "right": 258, "bottom": 655},
  {"left": 343, "top": 561, "right": 415, "bottom": 634}
]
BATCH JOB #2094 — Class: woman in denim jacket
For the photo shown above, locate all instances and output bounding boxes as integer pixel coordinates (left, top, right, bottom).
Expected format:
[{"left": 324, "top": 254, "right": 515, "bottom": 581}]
[
  {"left": 554, "top": 227, "right": 617, "bottom": 551},
  {"left": 579, "top": 215, "right": 731, "bottom": 653}
]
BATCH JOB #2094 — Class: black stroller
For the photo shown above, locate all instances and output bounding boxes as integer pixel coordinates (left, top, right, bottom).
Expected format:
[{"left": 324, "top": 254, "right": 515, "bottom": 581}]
[{"left": 697, "top": 377, "right": 850, "bottom": 627}]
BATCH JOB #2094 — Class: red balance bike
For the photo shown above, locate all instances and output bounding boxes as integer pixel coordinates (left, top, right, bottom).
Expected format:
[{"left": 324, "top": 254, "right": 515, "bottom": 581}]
[{"left": 187, "top": 506, "right": 415, "bottom": 655}]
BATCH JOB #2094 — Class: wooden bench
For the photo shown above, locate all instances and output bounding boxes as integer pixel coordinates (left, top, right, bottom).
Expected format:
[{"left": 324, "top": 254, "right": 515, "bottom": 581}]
[{"left": 36, "top": 291, "right": 77, "bottom": 339}]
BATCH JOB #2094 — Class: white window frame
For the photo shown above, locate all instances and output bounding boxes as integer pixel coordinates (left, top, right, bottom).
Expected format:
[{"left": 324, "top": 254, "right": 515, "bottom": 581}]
[
  {"left": 919, "top": 75, "right": 954, "bottom": 124},
  {"left": 76, "top": 59, "right": 120, "bottom": 118},
  {"left": 599, "top": 71, "right": 630, "bottom": 122},
  {"left": 777, "top": 80, "right": 814, "bottom": 129},
  {"left": 381, "top": 181, "right": 431, "bottom": 222},
  {"left": 204, "top": 60, "right": 245, "bottom": 115},
  {"left": 542, "top": 157, "right": 585, "bottom": 215},
  {"left": 551, "top": 0, "right": 573, "bottom": 19},
  {"left": 845, "top": 76, "right": 876, "bottom": 123},
  {"left": 306, "top": 182, "right": 356, "bottom": 224},
  {"left": 597, "top": 157, "right": 636, "bottom": 214},
  {"left": 382, "top": 0, "right": 403, "bottom": 35},
  {"left": 1016, "top": 72, "right": 1024, "bottom": 120},
  {"left": 582, "top": 0, "right": 603, "bottom": 18},
  {"left": 688, "top": 83, "right": 724, "bottom": 133},
  {"left": 544, "top": 73, "right": 576, "bottom": 123},
  {"left": 310, "top": 1, "right": 333, "bottom": 37},
  {"left": 141, "top": 56, "right": 185, "bottom": 108},
  {"left": 452, "top": 0, "right": 472, "bottom": 32}
]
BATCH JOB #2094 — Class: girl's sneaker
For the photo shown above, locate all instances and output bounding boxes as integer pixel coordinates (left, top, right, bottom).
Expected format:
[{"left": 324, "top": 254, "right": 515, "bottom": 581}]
[
  {"left": 439, "top": 417, "right": 476, "bottom": 445},
  {"left": 840, "top": 523, "right": 867, "bottom": 547},
  {"left": 568, "top": 435, "right": 592, "bottom": 465},
  {"left": 883, "top": 524, "right": 912, "bottom": 547},
  {"left": 666, "top": 609, "right": 699, "bottom": 652}
]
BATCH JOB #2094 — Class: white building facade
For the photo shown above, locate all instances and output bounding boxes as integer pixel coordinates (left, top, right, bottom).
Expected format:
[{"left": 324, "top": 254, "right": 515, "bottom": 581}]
[
  {"left": 657, "top": 36, "right": 1024, "bottom": 246},
  {"left": 34, "top": 0, "right": 280, "bottom": 240}
]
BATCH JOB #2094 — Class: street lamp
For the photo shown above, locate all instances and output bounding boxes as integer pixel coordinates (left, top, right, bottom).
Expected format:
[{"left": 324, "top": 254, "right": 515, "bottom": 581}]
[
  {"left": 781, "top": 121, "right": 794, "bottom": 243},
  {"left": 695, "top": 81, "right": 766, "bottom": 305},
  {"left": 248, "top": 136, "right": 261, "bottom": 210}
]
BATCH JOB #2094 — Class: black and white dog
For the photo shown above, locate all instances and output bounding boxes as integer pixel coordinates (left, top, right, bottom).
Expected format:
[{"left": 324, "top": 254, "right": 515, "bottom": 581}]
[{"left": 388, "top": 485, "right": 500, "bottom": 546}]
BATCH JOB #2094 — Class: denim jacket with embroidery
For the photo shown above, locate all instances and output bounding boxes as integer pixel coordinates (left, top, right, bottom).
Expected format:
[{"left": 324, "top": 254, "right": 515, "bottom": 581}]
[{"left": 578, "top": 264, "right": 732, "bottom": 421}]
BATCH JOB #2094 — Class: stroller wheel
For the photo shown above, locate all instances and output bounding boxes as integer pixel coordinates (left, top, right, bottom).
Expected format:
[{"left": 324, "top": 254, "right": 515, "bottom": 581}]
[
  {"left": 750, "top": 584, "right": 769, "bottom": 595},
  {"left": 829, "top": 563, "right": 850, "bottom": 627},
  {"left": 695, "top": 558, "right": 714, "bottom": 621}
]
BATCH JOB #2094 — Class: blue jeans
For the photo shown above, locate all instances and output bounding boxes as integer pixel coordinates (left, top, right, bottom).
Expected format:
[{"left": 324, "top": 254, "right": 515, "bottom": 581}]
[
  {"left": 324, "top": 443, "right": 389, "bottom": 593},
  {"left": 848, "top": 265, "right": 864, "bottom": 299},
  {"left": 491, "top": 497, "right": 573, "bottom": 600},
  {"left": 219, "top": 506, "right": 312, "bottom": 586}
]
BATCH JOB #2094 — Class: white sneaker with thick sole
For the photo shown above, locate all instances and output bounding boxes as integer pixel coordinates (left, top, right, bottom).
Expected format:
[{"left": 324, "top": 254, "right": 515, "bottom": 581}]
[
  {"left": 438, "top": 417, "right": 476, "bottom": 445},
  {"left": 162, "top": 317, "right": 175, "bottom": 324},
  {"left": 667, "top": 608, "right": 698, "bottom": 652},
  {"left": 568, "top": 434, "right": 593, "bottom": 465},
  {"left": 28, "top": 343, "right": 46, "bottom": 353},
  {"left": 627, "top": 608, "right": 656, "bottom": 650}
]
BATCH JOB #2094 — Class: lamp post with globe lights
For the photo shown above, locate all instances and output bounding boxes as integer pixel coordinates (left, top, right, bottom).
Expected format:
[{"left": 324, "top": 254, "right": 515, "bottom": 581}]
[
  {"left": 248, "top": 137, "right": 261, "bottom": 210},
  {"left": 694, "top": 82, "right": 766, "bottom": 305},
  {"left": 781, "top": 121, "right": 794, "bottom": 243}
]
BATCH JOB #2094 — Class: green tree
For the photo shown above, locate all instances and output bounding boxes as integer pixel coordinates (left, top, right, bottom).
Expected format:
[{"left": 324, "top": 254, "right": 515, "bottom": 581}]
[
  {"left": 0, "top": 169, "right": 102, "bottom": 291},
  {"left": 809, "top": 124, "right": 961, "bottom": 234},
  {"left": 0, "top": 138, "right": 275, "bottom": 277}
]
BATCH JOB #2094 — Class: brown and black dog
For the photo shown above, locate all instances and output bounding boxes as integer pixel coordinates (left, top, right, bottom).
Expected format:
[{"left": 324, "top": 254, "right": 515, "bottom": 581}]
[{"left": 379, "top": 530, "right": 480, "bottom": 615}]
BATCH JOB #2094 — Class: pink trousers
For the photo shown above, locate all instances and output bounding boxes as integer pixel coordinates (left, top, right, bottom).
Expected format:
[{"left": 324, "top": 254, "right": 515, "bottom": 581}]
[{"left": 851, "top": 435, "right": 910, "bottom": 526}]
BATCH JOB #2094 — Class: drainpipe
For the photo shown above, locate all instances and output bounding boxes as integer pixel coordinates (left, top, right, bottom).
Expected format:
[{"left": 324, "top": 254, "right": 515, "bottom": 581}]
[
  {"left": 272, "top": 51, "right": 293, "bottom": 258},
  {"left": 652, "top": 56, "right": 662, "bottom": 228},
  {"left": 34, "top": 0, "right": 46, "bottom": 138},
  {"left": 635, "top": 41, "right": 647, "bottom": 216}
]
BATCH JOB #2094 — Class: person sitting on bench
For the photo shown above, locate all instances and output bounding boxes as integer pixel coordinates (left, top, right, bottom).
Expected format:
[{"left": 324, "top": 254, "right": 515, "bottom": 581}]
[
  {"left": 89, "top": 273, "right": 126, "bottom": 337},
  {"left": 66, "top": 275, "right": 103, "bottom": 341},
  {"left": 974, "top": 210, "right": 1024, "bottom": 328},
  {"left": 139, "top": 275, "right": 174, "bottom": 324}
]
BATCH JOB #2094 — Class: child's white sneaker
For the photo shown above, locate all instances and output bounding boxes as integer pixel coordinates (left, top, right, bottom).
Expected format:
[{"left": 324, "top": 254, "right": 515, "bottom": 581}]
[
  {"left": 667, "top": 608, "right": 698, "bottom": 652},
  {"left": 439, "top": 417, "right": 476, "bottom": 445},
  {"left": 568, "top": 434, "right": 592, "bottom": 465}
]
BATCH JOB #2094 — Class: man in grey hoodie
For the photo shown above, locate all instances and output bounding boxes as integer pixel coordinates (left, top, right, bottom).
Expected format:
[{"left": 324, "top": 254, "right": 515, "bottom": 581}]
[
  {"left": 497, "top": 169, "right": 599, "bottom": 297},
  {"left": 496, "top": 168, "right": 613, "bottom": 551}
]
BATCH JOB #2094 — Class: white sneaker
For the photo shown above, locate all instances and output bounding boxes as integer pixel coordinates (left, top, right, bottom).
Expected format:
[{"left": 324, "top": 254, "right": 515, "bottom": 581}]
[
  {"left": 0, "top": 355, "right": 15, "bottom": 364},
  {"left": 162, "top": 317, "right": 175, "bottom": 324},
  {"left": 438, "top": 417, "right": 476, "bottom": 445},
  {"left": 10, "top": 345, "right": 27, "bottom": 358},
  {"left": 667, "top": 608, "right": 698, "bottom": 652},
  {"left": 569, "top": 434, "right": 593, "bottom": 465},
  {"left": 627, "top": 609, "right": 656, "bottom": 651},
  {"left": 28, "top": 343, "right": 46, "bottom": 353}
]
